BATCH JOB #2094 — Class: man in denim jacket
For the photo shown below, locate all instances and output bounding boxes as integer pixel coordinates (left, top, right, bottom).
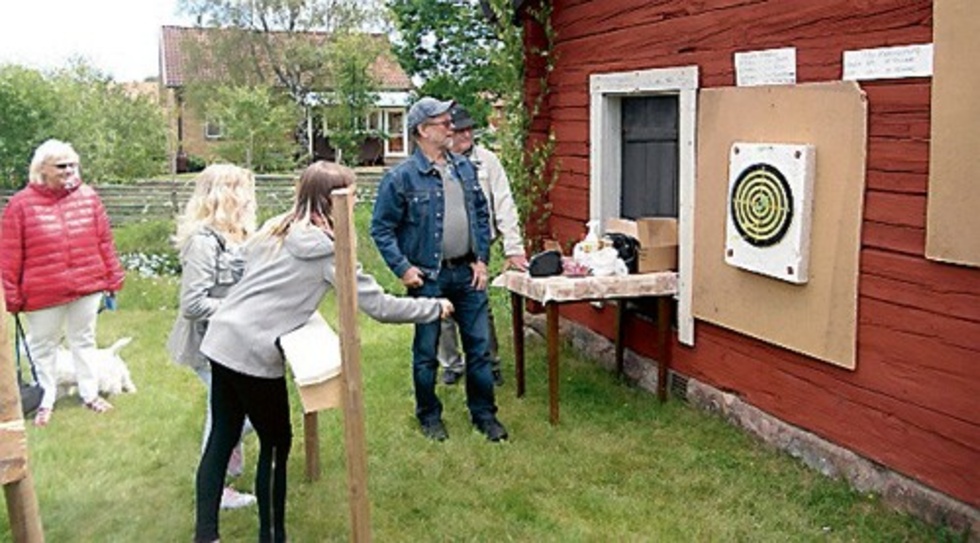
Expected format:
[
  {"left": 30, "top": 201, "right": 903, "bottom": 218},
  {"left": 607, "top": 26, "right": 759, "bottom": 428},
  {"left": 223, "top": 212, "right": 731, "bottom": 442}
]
[{"left": 371, "top": 96, "right": 507, "bottom": 442}]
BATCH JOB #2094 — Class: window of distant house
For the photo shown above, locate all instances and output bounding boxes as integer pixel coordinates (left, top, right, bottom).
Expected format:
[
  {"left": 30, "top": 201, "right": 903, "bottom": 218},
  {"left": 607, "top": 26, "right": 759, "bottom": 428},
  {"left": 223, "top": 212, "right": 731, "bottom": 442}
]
[
  {"left": 205, "top": 118, "right": 223, "bottom": 140},
  {"left": 386, "top": 110, "right": 406, "bottom": 155},
  {"left": 367, "top": 110, "right": 382, "bottom": 133}
]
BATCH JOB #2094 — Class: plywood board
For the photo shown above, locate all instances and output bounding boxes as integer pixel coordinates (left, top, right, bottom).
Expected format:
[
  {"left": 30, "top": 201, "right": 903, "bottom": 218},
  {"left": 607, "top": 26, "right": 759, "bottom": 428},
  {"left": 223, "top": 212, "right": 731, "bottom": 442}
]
[
  {"left": 297, "top": 375, "right": 343, "bottom": 413},
  {"left": 693, "top": 82, "right": 867, "bottom": 369},
  {"left": 926, "top": 0, "right": 980, "bottom": 267}
]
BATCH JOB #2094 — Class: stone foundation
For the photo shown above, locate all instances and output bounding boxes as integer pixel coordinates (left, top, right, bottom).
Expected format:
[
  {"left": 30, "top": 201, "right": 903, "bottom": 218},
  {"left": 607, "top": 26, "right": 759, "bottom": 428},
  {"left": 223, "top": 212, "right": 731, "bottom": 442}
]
[{"left": 525, "top": 313, "right": 979, "bottom": 539}]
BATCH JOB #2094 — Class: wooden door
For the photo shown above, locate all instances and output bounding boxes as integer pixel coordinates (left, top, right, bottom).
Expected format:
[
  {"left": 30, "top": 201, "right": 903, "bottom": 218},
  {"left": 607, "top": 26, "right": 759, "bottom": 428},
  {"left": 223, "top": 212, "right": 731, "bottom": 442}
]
[{"left": 621, "top": 96, "right": 679, "bottom": 218}]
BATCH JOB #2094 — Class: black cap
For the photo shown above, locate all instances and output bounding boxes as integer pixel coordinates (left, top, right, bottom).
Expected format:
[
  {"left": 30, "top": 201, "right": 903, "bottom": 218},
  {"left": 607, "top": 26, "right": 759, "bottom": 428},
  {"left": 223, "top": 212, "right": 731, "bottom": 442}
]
[{"left": 450, "top": 105, "right": 476, "bottom": 130}]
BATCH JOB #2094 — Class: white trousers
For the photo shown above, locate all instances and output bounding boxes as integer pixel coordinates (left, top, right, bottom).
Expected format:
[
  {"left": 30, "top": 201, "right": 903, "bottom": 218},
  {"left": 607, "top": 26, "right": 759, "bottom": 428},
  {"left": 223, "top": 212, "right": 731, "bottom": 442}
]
[{"left": 24, "top": 292, "right": 103, "bottom": 409}]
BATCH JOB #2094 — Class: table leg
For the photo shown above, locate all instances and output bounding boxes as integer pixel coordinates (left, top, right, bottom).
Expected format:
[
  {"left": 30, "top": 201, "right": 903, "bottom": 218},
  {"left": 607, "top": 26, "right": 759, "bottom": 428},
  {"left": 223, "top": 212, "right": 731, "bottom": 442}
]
[
  {"left": 615, "top": 299, "right": 627, "bottom": 376},
  {"left": 656, "top": 296, "right": 671, "bottom": 403},
  {"left": 304, "top": 411, "right": 320, "bottom": 481},
  {"left": 547, "top": 302, "right": 560, "bottom": 425},
  {"left": 511, "top": 292, "right": 525, "bottom": 398}
]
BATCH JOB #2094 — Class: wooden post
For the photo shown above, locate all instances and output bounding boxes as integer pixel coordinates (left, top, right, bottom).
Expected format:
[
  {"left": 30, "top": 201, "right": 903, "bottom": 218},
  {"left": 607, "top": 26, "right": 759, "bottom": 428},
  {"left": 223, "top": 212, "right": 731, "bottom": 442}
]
[
  {"left": 331, "top": 188, "right": 371, "bottom": 542},
  {"left": 656, "top": 297, "right": 671, "bottom": 403},
  {"left": 510, "top": 292, "right": 525, "bottom": 398},
  {"left": 546, "top": 303, "right": 560, "bottom": 425},
  {"left": 0, "top": 311, "right": 44, "bottom": 541},
  {"left": 303, "top": 412, "right": 320, "bottom": 481}
]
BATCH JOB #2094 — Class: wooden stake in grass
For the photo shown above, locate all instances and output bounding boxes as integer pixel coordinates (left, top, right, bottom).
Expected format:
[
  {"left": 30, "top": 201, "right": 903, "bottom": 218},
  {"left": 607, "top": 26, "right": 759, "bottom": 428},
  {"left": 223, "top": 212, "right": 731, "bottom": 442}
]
[
  {"left": 0, "top": 305, "right": 45, "bottom": 541},
  {"left": 331, "top": 188, "right": 371, "bottom": 543}
]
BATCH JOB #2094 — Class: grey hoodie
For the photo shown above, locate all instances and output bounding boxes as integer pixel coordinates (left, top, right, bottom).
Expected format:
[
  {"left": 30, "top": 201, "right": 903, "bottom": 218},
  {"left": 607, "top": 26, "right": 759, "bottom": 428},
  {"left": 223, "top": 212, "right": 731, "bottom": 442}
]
[{"left": 201, "top": 223, "right": 442, "bottom": 379}]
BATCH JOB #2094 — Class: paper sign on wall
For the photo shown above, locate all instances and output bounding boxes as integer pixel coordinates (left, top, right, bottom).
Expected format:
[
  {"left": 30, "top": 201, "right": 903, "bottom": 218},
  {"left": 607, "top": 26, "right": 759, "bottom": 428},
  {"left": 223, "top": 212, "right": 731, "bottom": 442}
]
[
  {"left": 843, "top": 44, "right": 933, "bottom": 81},
  {"left": 735, "top": 47, "right": 797, "bottom": 87}
]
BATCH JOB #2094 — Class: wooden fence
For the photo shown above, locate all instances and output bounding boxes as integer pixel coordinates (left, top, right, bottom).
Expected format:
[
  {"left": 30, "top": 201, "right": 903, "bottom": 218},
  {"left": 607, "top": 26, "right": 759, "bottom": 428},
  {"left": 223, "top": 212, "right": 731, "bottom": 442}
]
[{"left": 0, "top": 173, "right": 380, "bottom": 226}]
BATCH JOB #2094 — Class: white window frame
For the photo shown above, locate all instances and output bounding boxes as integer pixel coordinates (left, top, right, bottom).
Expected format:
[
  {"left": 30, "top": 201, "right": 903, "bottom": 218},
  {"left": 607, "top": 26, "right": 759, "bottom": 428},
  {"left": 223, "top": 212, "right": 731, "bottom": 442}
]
[
  {"left": 204, "top": 118, "right": 223, "bottom": 140},
  {"left": 383, "top": 108, "right": 408, "bottom": 158},
  {"left": 589, "top": 66, "right": 698, "bottom": 345}
]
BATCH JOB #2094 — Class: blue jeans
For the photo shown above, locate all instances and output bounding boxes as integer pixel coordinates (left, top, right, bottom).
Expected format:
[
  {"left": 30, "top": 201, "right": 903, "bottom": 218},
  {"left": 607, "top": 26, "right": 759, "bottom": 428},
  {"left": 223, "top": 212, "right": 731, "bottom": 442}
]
[{"left": 411, "top": 264, "right": 497, "bottom": 426}]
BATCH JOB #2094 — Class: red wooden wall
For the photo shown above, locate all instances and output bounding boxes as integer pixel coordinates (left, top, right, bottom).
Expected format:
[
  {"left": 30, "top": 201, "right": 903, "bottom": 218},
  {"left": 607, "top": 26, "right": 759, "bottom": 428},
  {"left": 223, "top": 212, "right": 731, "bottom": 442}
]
[{"left": 522, "top": 0, "right": 979, "bottom": 509}]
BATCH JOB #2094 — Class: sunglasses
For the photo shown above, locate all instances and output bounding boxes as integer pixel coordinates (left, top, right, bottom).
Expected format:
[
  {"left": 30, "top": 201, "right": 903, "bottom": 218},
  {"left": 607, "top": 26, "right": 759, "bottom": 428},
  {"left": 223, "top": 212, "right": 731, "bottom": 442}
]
[
  {"left": 54, "top": 163, "right": 78, "bottom": 170},
  {"left": 425, "top": 119, "right": 453, "bottom": 129}
]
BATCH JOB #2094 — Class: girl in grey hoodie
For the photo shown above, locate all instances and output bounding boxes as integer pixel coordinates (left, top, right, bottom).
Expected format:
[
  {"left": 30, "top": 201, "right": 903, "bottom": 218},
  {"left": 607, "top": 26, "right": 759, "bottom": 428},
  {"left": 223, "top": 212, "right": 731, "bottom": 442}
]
[{"left": 194, "top": 161, "right": 452, "bottom": 543}]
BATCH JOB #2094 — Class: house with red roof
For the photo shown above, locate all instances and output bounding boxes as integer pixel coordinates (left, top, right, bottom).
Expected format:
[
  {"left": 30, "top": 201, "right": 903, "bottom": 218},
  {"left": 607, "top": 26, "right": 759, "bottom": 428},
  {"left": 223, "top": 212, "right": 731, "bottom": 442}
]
[{"left": 159, "top": 25, "right": 414, "bottom": 170}]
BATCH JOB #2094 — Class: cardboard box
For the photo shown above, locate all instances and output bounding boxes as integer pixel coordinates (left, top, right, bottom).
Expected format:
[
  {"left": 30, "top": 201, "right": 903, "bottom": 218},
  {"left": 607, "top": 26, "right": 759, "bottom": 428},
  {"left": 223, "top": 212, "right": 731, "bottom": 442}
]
[{"left": 606, "top": 217, "right": 678, "bottom": 273}]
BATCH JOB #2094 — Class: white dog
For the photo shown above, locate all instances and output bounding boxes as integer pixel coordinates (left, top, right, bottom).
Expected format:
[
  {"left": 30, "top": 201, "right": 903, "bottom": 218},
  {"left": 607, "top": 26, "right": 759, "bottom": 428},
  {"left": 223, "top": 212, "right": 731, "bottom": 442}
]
[{"left": 53, "top": 338, "right": 137, "bottom": 399}]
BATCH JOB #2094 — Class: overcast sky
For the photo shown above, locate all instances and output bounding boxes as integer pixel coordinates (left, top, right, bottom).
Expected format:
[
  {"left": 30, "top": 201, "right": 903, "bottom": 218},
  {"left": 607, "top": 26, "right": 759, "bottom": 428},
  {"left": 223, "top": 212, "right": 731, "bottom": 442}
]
[{"left": 0, "top": 0, "right": 191, "bottom": 82}]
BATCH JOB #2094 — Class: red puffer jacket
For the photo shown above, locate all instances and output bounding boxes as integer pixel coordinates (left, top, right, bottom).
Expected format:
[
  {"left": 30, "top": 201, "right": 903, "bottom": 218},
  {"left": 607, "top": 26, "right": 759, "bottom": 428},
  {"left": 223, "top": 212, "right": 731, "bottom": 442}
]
[{"left": 1, "top": 182, "right": 125, "bottom": 313}]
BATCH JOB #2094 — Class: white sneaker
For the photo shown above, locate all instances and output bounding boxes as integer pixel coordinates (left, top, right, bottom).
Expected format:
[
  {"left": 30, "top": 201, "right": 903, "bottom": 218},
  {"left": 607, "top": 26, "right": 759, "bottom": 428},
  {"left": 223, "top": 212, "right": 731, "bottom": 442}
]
[
  {"left": 227, "top": 445, "right": 244, "bottom": 478},
  {"left": 220, "top": 487, "right": 256, "bottom": 510}
]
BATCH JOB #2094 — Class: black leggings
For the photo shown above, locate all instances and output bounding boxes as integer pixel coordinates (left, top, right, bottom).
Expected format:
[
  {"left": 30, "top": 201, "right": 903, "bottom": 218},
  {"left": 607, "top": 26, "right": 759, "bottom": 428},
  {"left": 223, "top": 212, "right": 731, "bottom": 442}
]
[{"left": 195, "top": 361, "right": 292, "bottom": 543}]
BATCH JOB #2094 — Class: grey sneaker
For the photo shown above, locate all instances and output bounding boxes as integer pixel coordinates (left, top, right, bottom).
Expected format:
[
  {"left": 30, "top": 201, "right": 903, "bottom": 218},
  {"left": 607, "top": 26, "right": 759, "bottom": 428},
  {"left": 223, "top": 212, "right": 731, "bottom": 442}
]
[
  {"left": 475, "top": 417, "right": 508, "bottom": 442},
  {"left": 421, "top": 419, "right": 449, "bottom": 441},
  {"left": 442, "top": 369, "right": 463, "bottom": 385}
]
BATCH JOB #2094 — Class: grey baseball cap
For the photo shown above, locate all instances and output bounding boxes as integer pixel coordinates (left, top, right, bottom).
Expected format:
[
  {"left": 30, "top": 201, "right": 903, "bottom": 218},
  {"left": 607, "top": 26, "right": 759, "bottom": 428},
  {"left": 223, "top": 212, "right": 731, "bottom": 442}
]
[{"left": 407, "top": 96, "right": 455, "bottom": 135}]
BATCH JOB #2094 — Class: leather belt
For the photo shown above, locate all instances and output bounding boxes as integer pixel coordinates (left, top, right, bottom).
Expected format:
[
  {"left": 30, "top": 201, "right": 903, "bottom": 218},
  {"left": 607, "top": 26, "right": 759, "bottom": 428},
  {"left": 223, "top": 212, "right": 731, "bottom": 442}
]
[{"left": 442, "top": 253, "right": 475, "bottom": 268}]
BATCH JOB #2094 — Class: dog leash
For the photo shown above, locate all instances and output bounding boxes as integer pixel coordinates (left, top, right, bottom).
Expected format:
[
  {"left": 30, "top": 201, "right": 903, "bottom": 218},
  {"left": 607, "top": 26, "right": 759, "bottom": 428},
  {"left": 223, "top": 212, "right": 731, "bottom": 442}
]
[{"left": 14, "top": 314, "right": 40, "bottom": 387}]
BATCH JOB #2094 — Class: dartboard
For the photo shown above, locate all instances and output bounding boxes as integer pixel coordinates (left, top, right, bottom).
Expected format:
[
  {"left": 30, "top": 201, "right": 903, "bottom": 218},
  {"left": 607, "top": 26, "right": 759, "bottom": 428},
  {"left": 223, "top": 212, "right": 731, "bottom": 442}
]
[{"left": 729, "top": 163, "right": 794, "bottom": 247}]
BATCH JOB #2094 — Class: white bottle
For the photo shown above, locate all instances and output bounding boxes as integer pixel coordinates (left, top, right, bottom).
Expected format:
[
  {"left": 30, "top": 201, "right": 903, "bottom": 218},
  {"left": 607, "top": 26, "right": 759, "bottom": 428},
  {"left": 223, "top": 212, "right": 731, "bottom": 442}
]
[{"left": 573, "top": 219, "right": 601, "bottom": 264}]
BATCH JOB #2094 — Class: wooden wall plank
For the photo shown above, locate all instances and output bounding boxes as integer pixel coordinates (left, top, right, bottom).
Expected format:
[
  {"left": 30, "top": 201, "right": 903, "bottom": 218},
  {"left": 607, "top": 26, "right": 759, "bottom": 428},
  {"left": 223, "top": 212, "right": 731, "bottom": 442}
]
[
  {"left": 861, "top": 222, "right": 924, "bottom": 256},
  {"left": 865, "top": 170, "right": 927, "bottom": 194},
  {"left": 867, "top": 138, "right": 929, "bottom": 174},
  {"left": 864, "top": 191, "right": 926, "bottom": 228},
  {"left": 861, "top": 249, "right": 980, "bottom": 322}
]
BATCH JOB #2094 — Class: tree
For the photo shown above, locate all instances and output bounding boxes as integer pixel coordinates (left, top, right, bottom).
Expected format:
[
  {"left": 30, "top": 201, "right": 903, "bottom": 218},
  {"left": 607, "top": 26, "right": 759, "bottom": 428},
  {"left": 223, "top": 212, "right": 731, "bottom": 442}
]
[
  {"left": 387, "top": 0, "right": 504, "bottom": 122},
  {"left": 177, "top": 0, "right": 388, "bottom": 163},
  {"left": 0, "top": 65, "right": 58, "bottom": 187},
  {"left": 47, "top": 61, "right": 169, "bottom": 182},
  {"left": 178, "top": 0, "right": 379, "bottom": 104},
  {"left": 0, "top": 61, "right": 167, "bottom": 187},
  {"left": 323, "top": 33, "right": 383, "bottom": 166},
  {"left": 207, "top": 85, "right": 300, "bottom": 172}
]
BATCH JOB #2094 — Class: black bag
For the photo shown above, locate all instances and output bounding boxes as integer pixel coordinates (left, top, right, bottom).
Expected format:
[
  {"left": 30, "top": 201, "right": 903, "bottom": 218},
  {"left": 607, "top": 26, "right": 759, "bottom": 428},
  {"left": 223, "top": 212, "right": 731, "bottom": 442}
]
[
  {"left": 14, "top": 315, "right": 44, "bottom": 416},
  {"left": 528, "top": 250, "right": 563, "bottom": 277},
  {"left": 604, "top": 232, "right": 641, "bottom": 273}
]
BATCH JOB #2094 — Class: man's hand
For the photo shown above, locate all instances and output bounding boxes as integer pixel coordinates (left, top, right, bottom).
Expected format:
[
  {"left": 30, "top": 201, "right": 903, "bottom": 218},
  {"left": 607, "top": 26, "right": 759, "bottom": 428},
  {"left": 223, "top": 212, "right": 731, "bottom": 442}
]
[
  {"left": 470, "top": 260, "right": 489, "bottom": 290},
  {"left": 401, "top": 266, "right": 425, "bottom": 289},
  {"left": 506, "top": 254, "right": 529, "bottom": 272}
]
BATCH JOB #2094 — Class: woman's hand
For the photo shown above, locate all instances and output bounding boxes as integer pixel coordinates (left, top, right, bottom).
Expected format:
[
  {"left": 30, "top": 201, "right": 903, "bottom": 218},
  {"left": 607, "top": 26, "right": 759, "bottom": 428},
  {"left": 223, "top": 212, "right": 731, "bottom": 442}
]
[{"left": 438, "top": 299, "right": 455, "bottom": 319}]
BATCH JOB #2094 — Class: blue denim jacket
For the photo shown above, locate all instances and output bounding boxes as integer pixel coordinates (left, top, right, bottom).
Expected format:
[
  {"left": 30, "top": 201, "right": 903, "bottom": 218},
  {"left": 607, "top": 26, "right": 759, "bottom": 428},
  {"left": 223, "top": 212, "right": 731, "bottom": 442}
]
[{"left": 371, "top": 148, "right": 491, "bottom": 280}]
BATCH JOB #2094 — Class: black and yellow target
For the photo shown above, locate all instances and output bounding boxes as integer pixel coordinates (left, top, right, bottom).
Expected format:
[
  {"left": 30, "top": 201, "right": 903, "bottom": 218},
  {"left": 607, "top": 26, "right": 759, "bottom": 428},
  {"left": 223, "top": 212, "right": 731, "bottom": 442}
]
[{"left": 729, "top": 163, "right": 794, "bottom": 247}]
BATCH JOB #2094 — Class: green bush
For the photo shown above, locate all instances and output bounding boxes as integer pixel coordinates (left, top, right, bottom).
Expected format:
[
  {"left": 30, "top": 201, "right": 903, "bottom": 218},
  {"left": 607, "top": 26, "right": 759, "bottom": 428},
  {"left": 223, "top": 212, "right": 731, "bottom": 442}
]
[
  {"left": 185, "top": 154, "right": 207, "bottom": 173},
  {"left": 113, "top": 219, "right": 180, "bottom": 277},
  {"left": 113, "top": 219, "right": 177, "bottom": 256}
]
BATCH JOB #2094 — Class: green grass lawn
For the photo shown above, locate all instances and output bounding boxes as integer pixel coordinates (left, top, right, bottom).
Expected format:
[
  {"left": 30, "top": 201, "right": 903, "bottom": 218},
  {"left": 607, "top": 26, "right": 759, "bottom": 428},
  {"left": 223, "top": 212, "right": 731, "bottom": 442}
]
[{"left": 2, "top": 209, "right": 960, "bottom": 542}]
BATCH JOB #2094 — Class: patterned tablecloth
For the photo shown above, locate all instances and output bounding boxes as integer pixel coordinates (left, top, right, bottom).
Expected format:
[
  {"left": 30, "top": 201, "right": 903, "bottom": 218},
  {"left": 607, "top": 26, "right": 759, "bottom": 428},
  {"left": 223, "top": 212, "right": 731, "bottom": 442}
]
[{"left": 491, "top": 270, "right": 678, "bottom": 304}]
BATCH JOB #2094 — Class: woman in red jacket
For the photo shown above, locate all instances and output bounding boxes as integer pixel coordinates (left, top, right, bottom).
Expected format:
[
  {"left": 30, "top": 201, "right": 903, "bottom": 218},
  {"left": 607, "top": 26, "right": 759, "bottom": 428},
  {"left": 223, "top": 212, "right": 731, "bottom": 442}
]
[{"left": 1, "top": 139, "right": 125, "bottom": 427}]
